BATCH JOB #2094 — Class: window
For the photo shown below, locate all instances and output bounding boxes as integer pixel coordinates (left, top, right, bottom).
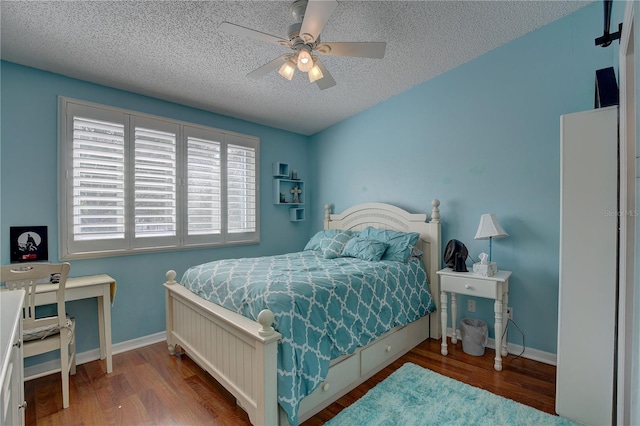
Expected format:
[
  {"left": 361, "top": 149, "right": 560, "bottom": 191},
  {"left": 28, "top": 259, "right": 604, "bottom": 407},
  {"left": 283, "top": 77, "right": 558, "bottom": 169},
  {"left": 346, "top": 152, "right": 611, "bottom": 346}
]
[{"left": 59, "top": 97, "right": 259, "bottom": 259}]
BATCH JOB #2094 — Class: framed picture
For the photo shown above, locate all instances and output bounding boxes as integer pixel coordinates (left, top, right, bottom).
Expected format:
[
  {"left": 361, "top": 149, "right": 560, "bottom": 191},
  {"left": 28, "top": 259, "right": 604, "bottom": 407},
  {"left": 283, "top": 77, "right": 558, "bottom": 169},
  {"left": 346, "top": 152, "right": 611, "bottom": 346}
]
[{"left": 10, "top": 226, "right": 49, "bottom": 263}]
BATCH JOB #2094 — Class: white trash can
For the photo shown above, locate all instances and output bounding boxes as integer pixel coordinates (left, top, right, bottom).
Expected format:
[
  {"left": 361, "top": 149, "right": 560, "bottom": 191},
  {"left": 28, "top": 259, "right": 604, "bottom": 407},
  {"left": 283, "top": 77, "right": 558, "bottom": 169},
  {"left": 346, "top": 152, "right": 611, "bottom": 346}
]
[{"left": 460, "top": 318, "right": 488, "bottom": 356}]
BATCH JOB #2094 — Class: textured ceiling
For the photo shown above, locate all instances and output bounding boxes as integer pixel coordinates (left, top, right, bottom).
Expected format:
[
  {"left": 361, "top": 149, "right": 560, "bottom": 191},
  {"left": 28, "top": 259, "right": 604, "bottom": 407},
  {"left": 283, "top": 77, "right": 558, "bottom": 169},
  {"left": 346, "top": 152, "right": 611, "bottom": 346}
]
[{"left": 1, "top": 1, "right": 591, "bottom": 135}]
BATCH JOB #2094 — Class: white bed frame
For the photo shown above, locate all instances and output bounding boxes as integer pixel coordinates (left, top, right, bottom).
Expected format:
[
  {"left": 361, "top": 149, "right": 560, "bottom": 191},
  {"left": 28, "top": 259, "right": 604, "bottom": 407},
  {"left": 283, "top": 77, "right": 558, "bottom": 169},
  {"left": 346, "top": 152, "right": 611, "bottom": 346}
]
[{"left": 164, "top": 200, "right": 442, "bottom": 425}]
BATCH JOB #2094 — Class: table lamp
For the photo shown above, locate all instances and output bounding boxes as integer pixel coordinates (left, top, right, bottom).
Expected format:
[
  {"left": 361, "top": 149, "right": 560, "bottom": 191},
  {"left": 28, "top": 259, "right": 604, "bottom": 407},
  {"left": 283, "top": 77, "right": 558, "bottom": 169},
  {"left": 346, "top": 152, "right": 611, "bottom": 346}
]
[{"left": 474, "top": 213, "right": 509, "bottom": 262}]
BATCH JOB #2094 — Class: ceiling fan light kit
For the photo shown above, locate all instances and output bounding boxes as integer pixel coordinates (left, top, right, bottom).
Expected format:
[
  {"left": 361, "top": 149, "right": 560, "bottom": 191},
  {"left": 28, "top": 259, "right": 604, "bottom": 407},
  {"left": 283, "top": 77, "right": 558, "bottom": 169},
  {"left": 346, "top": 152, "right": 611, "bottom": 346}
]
[
  {"left": 296, "top": 49, "right": 313, "bottom": 72},
  {"left": 278, "top": 59, "right": 296, "bottom": 81},
  {"left": 308, "top": 60, "right": 324, "bottom": 83},
  {"left": 219, "top": 0, "right": 386, "bottom": 90}
]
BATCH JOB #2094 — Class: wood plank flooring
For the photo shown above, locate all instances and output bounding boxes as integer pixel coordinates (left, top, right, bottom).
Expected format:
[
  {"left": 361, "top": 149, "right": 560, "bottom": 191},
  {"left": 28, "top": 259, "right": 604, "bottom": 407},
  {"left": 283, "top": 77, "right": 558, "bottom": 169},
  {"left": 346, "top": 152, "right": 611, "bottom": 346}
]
[{"left": 25, "top": 337, "right": 557, "bottom": 425}]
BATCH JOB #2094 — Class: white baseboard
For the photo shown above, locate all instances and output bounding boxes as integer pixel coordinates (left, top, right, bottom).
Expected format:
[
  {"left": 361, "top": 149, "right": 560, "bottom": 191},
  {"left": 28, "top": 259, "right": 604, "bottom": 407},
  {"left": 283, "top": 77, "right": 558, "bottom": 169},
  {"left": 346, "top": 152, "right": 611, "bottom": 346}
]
[
  {"left": 447, "top": 327, "right": 557, "bottom": 366},
  {"left": 24, "top": 331, "right": 166, "bottom": 380}
]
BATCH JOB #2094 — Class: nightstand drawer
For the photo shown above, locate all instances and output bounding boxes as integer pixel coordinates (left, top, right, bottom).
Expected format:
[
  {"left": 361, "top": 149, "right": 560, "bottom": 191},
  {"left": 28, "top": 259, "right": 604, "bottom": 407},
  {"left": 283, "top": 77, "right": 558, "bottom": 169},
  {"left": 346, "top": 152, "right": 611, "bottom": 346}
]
[{"left": 440, "top": 275, "right": 499, "bottom": 299}]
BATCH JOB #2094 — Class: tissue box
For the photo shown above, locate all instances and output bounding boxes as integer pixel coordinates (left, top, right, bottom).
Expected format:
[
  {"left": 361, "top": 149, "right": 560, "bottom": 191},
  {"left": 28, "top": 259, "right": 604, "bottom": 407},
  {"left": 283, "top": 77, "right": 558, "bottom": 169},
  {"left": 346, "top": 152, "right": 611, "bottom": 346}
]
[{"left": 473, "top": 262, "right": 497, "bottom": 277}]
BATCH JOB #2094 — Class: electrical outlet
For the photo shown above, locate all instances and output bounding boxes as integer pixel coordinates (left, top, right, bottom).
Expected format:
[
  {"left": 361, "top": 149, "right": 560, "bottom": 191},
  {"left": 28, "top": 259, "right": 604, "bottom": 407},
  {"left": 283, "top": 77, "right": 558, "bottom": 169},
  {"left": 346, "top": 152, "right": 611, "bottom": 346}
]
[
  {"left": 468, "top": 299, "right": 476, "bottom": 313},
  {"left": 507, "top": 307, "right": 513, "bottom": 320}
]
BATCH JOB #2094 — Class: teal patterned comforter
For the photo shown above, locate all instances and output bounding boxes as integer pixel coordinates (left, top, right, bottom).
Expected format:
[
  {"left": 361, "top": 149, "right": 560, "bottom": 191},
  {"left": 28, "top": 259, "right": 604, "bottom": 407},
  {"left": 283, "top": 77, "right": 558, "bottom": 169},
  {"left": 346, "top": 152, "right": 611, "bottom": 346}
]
[{"left": 180, "top": 250, "right": 436, "bottom": 425}]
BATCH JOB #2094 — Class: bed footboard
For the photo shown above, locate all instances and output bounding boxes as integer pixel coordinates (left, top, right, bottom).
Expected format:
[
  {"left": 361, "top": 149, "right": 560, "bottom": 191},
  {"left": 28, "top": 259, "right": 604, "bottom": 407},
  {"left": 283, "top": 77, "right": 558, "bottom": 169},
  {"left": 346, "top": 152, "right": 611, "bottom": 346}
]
[{"left": 164, "top": 271, "right": 281, "bottom": 425}]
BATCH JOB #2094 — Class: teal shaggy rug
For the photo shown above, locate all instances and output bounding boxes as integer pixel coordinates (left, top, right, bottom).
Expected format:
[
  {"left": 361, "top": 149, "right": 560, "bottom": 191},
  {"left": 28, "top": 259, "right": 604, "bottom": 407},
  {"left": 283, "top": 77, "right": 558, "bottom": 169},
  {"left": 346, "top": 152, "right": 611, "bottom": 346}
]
[{"left": 325, "top": 363, "right": 578, "bottom": 426}]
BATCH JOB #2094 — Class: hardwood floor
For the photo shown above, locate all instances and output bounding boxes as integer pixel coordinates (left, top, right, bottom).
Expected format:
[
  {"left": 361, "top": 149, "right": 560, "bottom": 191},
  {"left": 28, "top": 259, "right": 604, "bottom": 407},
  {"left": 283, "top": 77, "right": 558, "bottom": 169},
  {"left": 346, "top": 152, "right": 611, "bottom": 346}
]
[{"left": 25, "top": 338, "right": 556, "bottom": 425}]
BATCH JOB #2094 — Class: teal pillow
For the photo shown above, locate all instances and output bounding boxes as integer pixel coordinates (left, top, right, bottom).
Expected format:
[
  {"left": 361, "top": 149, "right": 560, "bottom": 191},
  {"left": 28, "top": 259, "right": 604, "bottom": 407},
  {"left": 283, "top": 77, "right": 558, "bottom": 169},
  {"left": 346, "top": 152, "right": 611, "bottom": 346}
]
[
  {"left": 341, "top": 237, "right": 388, "bottom": 262},
  {"left": 319, "top": 231, "right": 354, "bottom": 259},
  {"left": 304, "top": 229, "right": 355, "bottom": 251},
  {"left": 359, "top": 226, "right": 420, "bottom": 262}
]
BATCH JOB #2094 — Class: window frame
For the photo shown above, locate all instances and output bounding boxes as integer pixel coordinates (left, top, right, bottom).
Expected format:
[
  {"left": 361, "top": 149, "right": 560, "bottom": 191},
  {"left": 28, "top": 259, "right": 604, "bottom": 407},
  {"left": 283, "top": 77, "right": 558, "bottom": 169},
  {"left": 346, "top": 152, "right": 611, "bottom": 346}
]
[{"left": 58, "top": 97, "right": 260, "bottom": 260}]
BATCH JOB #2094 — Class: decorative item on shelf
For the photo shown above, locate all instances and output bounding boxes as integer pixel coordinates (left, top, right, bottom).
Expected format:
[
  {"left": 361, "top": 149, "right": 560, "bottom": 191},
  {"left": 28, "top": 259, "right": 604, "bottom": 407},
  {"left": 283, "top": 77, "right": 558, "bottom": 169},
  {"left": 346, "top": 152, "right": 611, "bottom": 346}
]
[
  {"left": 472, "top": 252, "right": 497, "bottom": 277},
  {"left": 474, "top": 213, "right": 509, "bottom": 270},
  {"left": 290, "top": 185, "right": 302, "bottom": 204},
  {"left": 280, "top": 193, "right": 286, "bottom": 203},
  {"left": 291, "top": 170, "right": 298, "bottom": 180}
]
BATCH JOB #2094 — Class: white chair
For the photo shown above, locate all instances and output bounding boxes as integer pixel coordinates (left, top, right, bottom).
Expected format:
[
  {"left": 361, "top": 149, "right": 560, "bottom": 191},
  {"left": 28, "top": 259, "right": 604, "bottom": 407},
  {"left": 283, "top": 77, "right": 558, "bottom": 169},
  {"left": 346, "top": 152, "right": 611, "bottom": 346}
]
[{"left": 0, "top": 262, "right": 76, "bottom": 409}]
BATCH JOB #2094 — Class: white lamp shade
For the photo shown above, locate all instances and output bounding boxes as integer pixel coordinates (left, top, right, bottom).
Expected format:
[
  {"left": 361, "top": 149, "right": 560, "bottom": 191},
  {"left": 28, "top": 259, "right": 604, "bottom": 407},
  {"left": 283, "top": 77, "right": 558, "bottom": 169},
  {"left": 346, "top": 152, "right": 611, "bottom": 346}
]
[
  {"left": 308, "top": 64, "right": 324, "bottom": 82},
  {"left": 297, "top": 49, "right": 313, "bottom": 72},
  {"left": 474, "top": 214, "right": 509, "bottom": 240},
  {"left": 278, "top": 60, "right": 296, "bottom": 80}
]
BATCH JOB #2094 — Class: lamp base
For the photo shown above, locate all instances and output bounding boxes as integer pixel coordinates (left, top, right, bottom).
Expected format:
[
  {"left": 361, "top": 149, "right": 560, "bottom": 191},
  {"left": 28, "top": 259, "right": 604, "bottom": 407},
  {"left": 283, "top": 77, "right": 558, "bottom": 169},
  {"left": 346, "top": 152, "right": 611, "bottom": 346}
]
[{"left": 473, "top": 262, "right": 497, "bottom": 277}]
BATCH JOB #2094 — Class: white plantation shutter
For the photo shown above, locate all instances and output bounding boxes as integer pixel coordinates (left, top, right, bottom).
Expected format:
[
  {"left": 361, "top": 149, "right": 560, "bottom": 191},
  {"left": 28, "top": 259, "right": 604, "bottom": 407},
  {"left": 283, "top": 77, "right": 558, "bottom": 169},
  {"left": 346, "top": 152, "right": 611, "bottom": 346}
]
[
  {"left": 72, "top": 116, "right": 125, "bottom": 241},
  {"left": 59, "top": 98, "right": 259, "bottom": 259},
  {"left": 132, "top": 118, "right": 178, "bottom": 245},
  {"left": 226, "top": 140, "right": 257, "bottom": 236},
  {"left": 186, "top": 127, "right": 222, "bottom": 244}
]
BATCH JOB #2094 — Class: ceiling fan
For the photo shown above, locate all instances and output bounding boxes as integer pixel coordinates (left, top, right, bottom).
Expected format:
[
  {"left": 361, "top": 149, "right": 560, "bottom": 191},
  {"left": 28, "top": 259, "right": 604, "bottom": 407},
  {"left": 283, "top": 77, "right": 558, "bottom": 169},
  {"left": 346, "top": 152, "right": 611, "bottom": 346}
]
[{"left": 219, "top": 0, "right": 386, "bottom": 90}]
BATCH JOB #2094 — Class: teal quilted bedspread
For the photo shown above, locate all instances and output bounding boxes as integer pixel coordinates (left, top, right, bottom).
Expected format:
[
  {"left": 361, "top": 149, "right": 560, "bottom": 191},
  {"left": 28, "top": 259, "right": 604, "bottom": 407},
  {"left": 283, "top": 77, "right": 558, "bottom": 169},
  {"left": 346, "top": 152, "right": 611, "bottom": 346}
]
[{"left": 180, "top": 250, "right": 436, "bottom": 425}]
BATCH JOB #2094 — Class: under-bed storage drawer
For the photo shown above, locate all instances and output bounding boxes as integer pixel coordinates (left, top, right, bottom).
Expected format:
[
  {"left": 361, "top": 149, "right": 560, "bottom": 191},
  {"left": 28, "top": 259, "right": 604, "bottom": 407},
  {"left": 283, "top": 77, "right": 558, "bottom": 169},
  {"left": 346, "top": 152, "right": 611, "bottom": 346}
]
[
  {"left": 298, "top": 353, "right": 359, "bottom": 414},
  {"left": 360, "top": 326, "right": 409, "bottom": 375}
]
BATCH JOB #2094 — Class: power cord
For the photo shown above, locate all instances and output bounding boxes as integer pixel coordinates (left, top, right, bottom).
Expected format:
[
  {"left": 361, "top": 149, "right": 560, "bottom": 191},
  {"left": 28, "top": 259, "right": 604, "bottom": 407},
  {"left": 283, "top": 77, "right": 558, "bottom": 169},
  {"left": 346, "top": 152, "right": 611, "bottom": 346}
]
[{"left": 501, "top": 317, "right": 525, "bottom": 359}]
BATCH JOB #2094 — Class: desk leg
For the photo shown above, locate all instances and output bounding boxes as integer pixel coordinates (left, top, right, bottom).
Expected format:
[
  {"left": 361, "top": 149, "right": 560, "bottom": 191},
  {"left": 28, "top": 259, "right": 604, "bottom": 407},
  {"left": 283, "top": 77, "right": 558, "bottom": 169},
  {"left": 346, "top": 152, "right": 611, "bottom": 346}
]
[
  {"left": 440, "top": 291, "right": 448, "bottom": 356},
  {"left": 97, "top": 292, "right": 113, "bottom": 374},
  {"left": 494, "top": 299, "right": 503, "bottom": 371},
  {"left": 501, "top": 291, "right": 509, "bottom": 357},
  {"left": 450, "top": 293, "right": 458, "bottom": 344}
]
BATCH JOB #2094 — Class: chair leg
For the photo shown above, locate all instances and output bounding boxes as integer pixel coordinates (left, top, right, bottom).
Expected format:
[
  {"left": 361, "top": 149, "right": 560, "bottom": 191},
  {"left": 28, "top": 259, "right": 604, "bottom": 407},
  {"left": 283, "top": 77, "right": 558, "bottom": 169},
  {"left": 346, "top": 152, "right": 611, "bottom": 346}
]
[
  {"left": 70, "top": 319, "right": 77, "bottom": 376},
  {"left": 60, "top": 332, "right": 70, "bottom": 409}
]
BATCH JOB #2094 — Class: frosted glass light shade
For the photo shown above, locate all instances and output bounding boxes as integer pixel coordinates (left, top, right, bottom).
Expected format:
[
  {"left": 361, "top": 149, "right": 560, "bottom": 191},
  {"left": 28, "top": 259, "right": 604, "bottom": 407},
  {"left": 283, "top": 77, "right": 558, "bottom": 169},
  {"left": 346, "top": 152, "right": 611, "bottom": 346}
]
[
  {"left": 474, "top": 214, "right": 509, "bottom": 240},
  {"left": 278, "top": 60, "right": 296, "bottom": 80},
  {"left": 297, "top": 50, "right": 313, "bottom": 72},
  {"left": 308, "top": 64, "right": 324, "bottom": 82}
]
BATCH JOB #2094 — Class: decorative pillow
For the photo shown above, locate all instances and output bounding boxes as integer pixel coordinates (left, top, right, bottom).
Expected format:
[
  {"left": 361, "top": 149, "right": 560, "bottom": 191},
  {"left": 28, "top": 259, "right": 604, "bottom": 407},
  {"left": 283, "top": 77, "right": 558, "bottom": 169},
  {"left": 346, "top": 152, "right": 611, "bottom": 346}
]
[
  {"left": 319, "top": 231, "right": 354, "bottom": 259},
  {"left": 341, "top": 237, "right": 388, "bottom": 262},
  {"left": 304, "top": 229, "right": 355, "bottom": 251},
  {"left": 358, "top": 226, "right": 420, "bottom": 262}
]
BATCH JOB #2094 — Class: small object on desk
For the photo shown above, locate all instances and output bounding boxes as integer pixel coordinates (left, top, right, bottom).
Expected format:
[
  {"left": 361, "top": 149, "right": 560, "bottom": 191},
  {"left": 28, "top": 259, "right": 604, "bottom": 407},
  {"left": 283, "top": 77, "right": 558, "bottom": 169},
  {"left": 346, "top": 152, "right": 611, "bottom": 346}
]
[
  {"left": 454, "top": 253, "right": 467, "bottom": 272},
  {"left": 473, "top": 262, "right": 497, "bottom": 277},
  {"left": 444, "top": 239, "right": 468, "bottom": 271},
  {"left": 473, "top": 253, "right": 496, "bottom": 276}
]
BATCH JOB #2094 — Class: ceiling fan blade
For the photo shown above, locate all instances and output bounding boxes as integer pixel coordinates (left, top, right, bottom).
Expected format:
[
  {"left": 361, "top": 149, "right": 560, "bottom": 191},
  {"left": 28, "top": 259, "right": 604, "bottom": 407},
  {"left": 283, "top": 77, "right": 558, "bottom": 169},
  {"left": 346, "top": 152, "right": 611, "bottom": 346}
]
[
  {"left": 299, "top": 0, "right": 338, "bottom": 43},
  {"left": 314, "top": 58, "right": 336, "bottom": 90},
  {"left": 247, "top": 55, "right": 290, "bottom": 79},
  {"left": 316, "top": 42, "right": 386, "bottom": 59},
  {"left": 219, "top": 22, "right": 291, "bottom": 47}
]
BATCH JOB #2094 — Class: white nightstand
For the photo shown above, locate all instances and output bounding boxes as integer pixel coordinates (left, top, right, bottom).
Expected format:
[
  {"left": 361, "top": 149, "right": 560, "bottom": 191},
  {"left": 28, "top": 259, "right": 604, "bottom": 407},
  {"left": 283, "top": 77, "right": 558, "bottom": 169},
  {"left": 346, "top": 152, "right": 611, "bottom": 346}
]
[{"left": 437, "top": 268, "right": 512, "bottom": 371}]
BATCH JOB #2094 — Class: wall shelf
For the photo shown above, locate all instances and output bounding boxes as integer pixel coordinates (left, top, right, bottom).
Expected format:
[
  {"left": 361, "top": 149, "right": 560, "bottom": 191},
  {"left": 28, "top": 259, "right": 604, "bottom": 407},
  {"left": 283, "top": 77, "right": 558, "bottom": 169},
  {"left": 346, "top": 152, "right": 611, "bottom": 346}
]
[
  {"left": 289, "top": 208, "right": 305, "bottom": 222},
  {"left": 273, "top": 162, "right": 290, "bottom": 178},
  {"left": 273, "top": 179, "right": 304, "bottom": 205},
  {"left": 273, "top": 162, "right": 305, "bottom": 221}
]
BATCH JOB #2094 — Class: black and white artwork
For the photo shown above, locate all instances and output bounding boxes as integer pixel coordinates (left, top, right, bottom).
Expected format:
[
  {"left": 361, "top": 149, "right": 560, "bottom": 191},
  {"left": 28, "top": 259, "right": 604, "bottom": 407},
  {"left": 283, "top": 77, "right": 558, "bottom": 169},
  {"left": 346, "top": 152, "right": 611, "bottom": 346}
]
[{"left": 10, "top": 226, "right": 48, "bottom": 263}]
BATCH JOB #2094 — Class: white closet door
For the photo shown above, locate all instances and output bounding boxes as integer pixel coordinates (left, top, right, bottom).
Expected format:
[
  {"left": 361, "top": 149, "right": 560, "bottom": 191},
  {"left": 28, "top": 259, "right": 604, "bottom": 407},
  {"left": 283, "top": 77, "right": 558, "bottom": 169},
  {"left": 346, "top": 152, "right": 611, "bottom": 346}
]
[{"left": 557, "top": 106, "right": 617, "bottom": 426}]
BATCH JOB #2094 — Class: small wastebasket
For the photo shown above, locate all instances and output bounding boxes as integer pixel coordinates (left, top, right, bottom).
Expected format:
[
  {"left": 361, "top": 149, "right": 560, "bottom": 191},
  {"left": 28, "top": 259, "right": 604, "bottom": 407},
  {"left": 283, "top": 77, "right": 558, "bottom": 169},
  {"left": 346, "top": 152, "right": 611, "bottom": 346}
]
[{"left": 460, "top": 318, "right": 488, "bottom": 356}]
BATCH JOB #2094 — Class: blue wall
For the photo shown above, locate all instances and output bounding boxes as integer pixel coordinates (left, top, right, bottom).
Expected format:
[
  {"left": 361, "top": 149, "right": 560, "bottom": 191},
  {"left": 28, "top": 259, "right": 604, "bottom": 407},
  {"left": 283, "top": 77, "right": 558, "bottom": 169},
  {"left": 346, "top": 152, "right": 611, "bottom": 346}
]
[
  {"left": 0, "top": 63, "right": 312, "bottom": 357},
  {"left": 0, "top": 2, "right": 626, "bottom": 363},
  {"left": 309, "top": 3, "right": 614, "bottom": 354}
]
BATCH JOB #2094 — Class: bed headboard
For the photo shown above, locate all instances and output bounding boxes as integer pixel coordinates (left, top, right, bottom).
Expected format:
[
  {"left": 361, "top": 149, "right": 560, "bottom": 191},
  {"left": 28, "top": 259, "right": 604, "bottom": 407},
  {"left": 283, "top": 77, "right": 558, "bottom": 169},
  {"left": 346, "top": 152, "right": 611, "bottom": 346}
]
[{"left": 324, "top": 200, "right": 442, "bottom": 339}]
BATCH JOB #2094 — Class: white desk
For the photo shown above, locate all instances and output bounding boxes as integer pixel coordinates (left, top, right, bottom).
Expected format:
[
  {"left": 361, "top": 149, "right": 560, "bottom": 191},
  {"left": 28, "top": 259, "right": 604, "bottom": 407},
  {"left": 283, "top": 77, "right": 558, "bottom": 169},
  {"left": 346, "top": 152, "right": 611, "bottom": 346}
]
[
  {"left": 437, "top": 268, "right": 511, "bottom": 371},
  {"left": 34, "top": 274, "right": 116, "bottom": 374},
  {"left": 1, "top": 290, "right": 25, "bottom": 425}
]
